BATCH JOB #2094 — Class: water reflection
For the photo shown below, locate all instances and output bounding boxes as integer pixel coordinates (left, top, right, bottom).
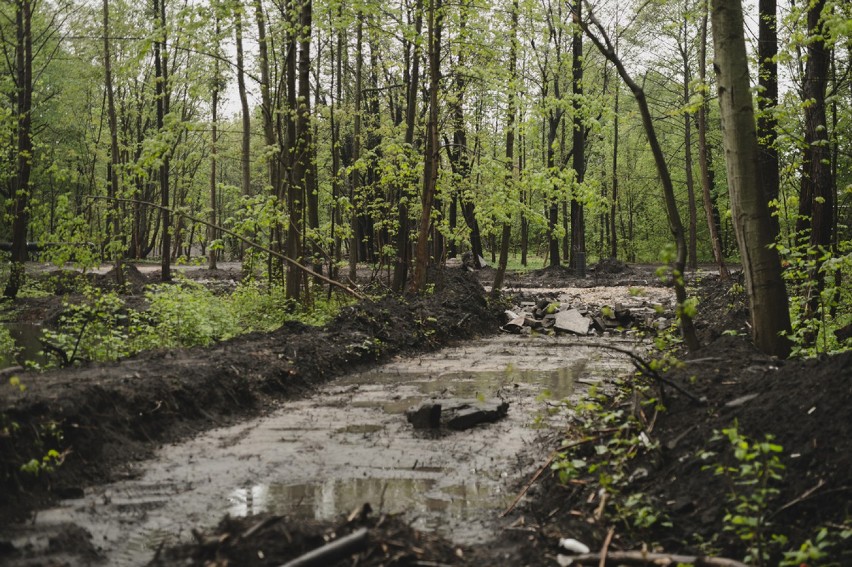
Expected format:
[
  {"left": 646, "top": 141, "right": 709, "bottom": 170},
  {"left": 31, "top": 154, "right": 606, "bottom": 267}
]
[
  {"left": 0, "top": 323, "right": 47, "bottom": 368},
  {"left": 227, "top": 477, "right": 509, "bottom": 527}
]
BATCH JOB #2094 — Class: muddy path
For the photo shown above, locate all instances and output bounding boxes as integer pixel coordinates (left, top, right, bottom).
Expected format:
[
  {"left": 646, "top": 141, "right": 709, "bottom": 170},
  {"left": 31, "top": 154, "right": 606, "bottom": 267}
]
[{"left": 0, "top": 276, "right": 674, "bottom": 566}]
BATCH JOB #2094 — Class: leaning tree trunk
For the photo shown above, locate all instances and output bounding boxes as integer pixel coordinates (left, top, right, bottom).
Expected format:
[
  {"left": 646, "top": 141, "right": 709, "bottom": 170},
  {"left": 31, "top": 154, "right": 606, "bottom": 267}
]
[
  {"left": 583, "top": 9, "right": 699, "bottom": 352},
  {"left": 710, "top": 0, "right": 792, "bottom": 357}
]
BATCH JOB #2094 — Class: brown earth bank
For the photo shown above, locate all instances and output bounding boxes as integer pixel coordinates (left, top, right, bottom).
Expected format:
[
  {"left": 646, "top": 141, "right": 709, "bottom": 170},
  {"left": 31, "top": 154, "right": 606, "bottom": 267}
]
[{"left": 2, "top": 263, "right": 850, "bottom": 566}]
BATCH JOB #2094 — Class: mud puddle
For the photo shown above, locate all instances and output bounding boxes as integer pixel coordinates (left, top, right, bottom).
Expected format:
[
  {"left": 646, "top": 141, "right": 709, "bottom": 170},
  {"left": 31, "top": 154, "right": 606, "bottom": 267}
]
[{"left": 11, "top": 287, "right": 666, "bottom": 565}]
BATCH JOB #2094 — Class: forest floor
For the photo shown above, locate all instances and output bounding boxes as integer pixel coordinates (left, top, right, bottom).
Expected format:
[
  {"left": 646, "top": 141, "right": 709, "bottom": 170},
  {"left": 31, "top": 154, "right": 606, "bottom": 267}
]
[{"left": 0, "top": 261, "right": 849, "bottom": 566}]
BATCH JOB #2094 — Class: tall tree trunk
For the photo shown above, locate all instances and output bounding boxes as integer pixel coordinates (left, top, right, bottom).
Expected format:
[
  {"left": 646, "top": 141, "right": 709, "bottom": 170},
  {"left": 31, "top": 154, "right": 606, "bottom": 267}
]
[
  {"left": 492, "top": 0, "right": 518, "bottom": 295},
  {"left": 4, "top": 0, "right": 33, "bottom": 298},
  {"left": 285, "top": 0, "right": 303, "bottom": 300},
  {"left": 208, "top": 14, "right": 221, "bottom": 271},
  {"left": 583, "top": 10, "right": 699, "bottom": 352},
  {"left": 297, "top": 0, "right": 318, "bottom": 284},
  {"left": 546, "top": 113, "right": 561, "bottom": 267},
  {"left": 757, "top": 0, "right": 779, "bottom": 236},
  {"left": 154, "top": 0, "right": 171, "bottom": 282},
  {"left": 610, "top": 70, "right": 619, "bottom": 259},
  {"left": 254, "top": 0, "right": 280, "bottom": 202},
  {"left": 410, "top": 0, "right": 442, "bottom": 293},
  {"left": 103, "top": 0, "right": 124, "bottom": 285},
  {"left": 348, "top": 12, "right": 363, "bottom": 282},
  {"left": 795, "top": 0, "right": 833, "bottom": 320},
  {"left": 697, "top": 4, "right": 728, "bottom": 277},
  {"left": 569, "top": 0, "right": 585, "bottom": 275},
  {"left": 329, "top": 3, "right": 344, "bottom": 282},
  {"left": 391, "top": 0, "right": 423, "bottom": 291},
  {"left": 710, "top": 0, "right": 792, "bottom": 357}
]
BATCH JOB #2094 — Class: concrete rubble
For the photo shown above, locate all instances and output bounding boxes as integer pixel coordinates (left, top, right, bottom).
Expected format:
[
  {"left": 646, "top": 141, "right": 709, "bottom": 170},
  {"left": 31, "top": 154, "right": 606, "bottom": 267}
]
[
  {"left": 499, "top": 294, "right": 675, "bottom": 336},
  {"left": 406, "top": 399, "right": 510, "bottom": 431}
]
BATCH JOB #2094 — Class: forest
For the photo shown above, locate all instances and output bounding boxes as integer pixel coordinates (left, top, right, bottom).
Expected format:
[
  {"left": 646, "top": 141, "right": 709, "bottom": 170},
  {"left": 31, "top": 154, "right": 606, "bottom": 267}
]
[
  {"left": 0, "top": 0, "right": 851, "bottom": 564},
  {"left": 1, "top": 0, "right": 849, "bottom": 342}
]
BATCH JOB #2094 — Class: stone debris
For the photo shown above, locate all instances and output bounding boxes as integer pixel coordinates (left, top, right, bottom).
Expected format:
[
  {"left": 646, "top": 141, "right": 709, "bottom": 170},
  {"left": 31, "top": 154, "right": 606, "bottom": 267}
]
[
  {"left": 553, "top": 309, "right": 591, "bottom": 335},
  {"left": 406, "top": 399, "right": 509, "bottom": 431},
  {"left": 499, "top": 293, "right": 675, "bottom": 336}
]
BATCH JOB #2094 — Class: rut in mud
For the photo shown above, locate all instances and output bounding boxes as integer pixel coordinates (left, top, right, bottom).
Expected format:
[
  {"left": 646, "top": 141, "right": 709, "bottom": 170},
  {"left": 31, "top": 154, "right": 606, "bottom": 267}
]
[{"left": 0, "top": 275, "right": 674, "bottom": 567}]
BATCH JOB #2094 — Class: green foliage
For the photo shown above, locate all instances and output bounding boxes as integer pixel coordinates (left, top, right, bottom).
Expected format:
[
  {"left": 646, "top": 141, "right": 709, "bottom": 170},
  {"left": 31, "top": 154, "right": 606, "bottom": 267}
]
[
  {"left": 31, "top": 195, "right": 100, "bottom": 271},
  {"left": 38, "top": 278, "right": 349, "bottom": 366},
  {"left": 0, "top": 327, "right": 19, "bottom": 367},
  {"left": 701, "top": 422, "right": 785, "bottom": 565},
  {"left": 551, "top": 385, "right": 669, "bottom": 531},
  {"left": 778, "top": 241, "right": 852, "bottom": 357}
]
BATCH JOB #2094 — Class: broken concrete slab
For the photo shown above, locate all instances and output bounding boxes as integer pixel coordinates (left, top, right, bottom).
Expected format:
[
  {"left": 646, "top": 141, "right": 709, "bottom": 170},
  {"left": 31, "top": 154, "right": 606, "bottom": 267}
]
[
  {"left": 406, "top": 403, "right": 442, "bottom": 429},
  {"left": 406, "top": 399, "right": 510, "bottom": 431},
  {"left": 553, "top": 309, "right": 592, "bottom": 335},
  {"left": 445, "top": 400, "right": 509, "bottom": 430},
  {"left": 502, "top": 316, "right": 526, "bottom": 333}
]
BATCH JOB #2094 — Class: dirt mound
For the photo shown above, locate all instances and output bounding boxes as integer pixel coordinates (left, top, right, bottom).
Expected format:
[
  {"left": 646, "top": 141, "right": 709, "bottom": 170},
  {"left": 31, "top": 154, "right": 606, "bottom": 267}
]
[
  {"left": 0, "top": 268, "right": 503, "bottom": 526},
  {"left": 92, "top": 263, "right": 150, "bottom": 294},
  {"left": 640, "top": 340, "right": 852, "bottom": 560},
  {"left": 508, "top": 275, "right": 852, "bottom": 564}
]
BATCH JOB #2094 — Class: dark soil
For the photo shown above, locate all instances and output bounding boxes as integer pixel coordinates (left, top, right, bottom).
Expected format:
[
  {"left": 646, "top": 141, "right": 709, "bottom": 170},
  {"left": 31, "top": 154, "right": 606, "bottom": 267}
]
[
  {"left": 2, "top": 264, "right": 850, "bottom": 566},
  {"left": 504, "top": 273, "right": 852, "bottom": 565}
]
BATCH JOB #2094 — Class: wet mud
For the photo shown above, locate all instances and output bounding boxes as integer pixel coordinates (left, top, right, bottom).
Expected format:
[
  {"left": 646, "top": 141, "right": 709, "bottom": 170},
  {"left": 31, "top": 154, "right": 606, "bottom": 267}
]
[{"left": 1, "top": 279, "right": 670, "bottom": 566}]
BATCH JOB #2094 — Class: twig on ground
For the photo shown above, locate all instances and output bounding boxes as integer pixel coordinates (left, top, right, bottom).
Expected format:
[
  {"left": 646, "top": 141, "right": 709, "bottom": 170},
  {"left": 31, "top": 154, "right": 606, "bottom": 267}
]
[
  {"left": 598, "top": 527, "right": 615, "bottom": 567},
  {"left": 500, "top": 437, "right": 594, "bottom": 518},
  {"left": 564, "top": 549, "right": 748, "bottom": 566},
  {"left": 770, "top": 479, "right": 826, "bottom": 518},
  {"left": 279, "top": 527, "right": 369, "bottom": 567},
  {"left": 569, "top": 342, "right": 706, "bottom": 405}
]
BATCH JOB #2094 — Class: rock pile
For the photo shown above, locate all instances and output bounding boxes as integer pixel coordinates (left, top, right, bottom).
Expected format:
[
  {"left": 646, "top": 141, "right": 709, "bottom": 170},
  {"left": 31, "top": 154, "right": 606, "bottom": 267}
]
[{"left": 501, "top": 296, "right": 675, "bottom": 336}]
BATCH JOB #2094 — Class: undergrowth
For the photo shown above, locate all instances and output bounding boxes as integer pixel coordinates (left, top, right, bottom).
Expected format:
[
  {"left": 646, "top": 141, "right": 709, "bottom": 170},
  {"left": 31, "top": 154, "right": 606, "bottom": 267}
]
[{"left": 34, "top": 276, "right": 352, "bottom": 367}]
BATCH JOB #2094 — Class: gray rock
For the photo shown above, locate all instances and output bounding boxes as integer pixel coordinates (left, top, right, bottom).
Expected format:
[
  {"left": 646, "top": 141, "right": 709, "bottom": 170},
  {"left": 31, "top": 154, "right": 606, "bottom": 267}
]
[{"left": 553, "top": 309, "right": 592, "bottom": 335}]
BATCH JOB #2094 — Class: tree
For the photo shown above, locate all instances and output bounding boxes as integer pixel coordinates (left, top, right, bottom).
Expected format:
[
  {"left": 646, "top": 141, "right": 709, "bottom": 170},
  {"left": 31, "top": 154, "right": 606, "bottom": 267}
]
[
  {"left": 103, "top": 0, "right": 124, "bottom": 284},
  {"left": 3, "top": 0, "right": 33, "bottom": 299},
  {"left": 410, "top": 0, "right": 442, "bottom": 293},
  {"left": 153, "top": 0, "right": 171, "bottom": 282},
  {"left": 569, "top": 0, "right": 585, "bottom": 275},
  {"left": 710, "top": 0, "right": 792, "bottom": 357},
  {"left": 492, "top": 0, "right": 519, "bottom": 294},
  {"left": 582, "top": 6, "right": 699, "bottom": 352},
  {"left": 795, "top": 0, "right": 833, "bottom": 318},
  {"left": 696, "top": 0, "right": 728, "bottom": 277}
]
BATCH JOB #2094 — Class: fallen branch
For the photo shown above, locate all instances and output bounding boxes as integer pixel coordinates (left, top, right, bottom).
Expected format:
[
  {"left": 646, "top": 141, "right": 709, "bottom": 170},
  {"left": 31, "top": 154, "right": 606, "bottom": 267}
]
[
  {"left": 87, "top": 196, "right": 366, "bottom": 301},
  {"left": 500, "top": 437, "right": 595, "bottom": 518},
  {"left": 279, "top": 527, "right": 369, "bottom": 567},
  {"left": 563, "top": 549, "right": 749, "bottom": 566},
  {"left": 565, "top": 341, "right": 705, "bottom": 405}
]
